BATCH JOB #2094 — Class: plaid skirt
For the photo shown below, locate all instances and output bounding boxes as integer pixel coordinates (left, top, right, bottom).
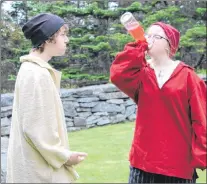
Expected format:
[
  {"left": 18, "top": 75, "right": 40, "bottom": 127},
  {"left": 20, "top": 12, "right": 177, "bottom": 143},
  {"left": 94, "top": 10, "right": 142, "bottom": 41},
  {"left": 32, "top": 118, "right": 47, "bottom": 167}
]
[{"left": 128, "top": 166, "right": 198, "bottom": 183}]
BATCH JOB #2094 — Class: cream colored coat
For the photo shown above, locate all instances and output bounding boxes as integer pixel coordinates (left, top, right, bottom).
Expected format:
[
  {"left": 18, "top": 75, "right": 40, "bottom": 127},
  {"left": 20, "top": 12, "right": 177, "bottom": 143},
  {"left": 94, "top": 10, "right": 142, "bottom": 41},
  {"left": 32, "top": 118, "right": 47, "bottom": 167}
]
[{"left": 6, "top": 55, "right": 79, "bottom": 183}]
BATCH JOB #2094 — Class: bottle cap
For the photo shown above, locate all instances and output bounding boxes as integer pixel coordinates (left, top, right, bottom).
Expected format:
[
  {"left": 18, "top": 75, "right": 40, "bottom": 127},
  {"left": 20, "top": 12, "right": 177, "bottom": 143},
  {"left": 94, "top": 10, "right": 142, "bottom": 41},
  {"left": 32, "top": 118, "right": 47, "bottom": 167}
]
[{"left": 121, "top": 12, "right": 138, "bottom": 23}]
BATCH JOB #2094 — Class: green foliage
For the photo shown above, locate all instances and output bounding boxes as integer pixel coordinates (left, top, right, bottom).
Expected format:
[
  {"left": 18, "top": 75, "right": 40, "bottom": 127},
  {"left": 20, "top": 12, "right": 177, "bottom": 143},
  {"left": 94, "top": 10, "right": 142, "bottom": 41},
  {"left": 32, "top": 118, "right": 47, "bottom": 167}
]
[
  {"left": 196, "top": 8, "right": 206, "bottom": 16},
  {"left": 70, "top": 34, "right": 91, "bottom": 42},
  {"left": 3, "top": 0, "right": 206, "bottom": 89},
  {"left": 70, "top": 28, "right": 87, "bottom": 35},
  {"left": 180, "top": 26, "right": 206, "bottom": 52},
  {"left": 8, "top": 75, "right": 16, "bottom": 81},
  {"left": 196, "top": 69, "right": 207, "bottom": 75},
  {"left": 124, "top": 2, "right": 142, "bottom": 12},
  {"left": 143, "top": 6, "right": 180, "bottom": 27},
  {"left": 109, "top": 33, "right": 134, "bottom": 52},
  {"left": 10, "top": 48, "right": 30, "bottom": 55},
  {"left": 111, "top": 24, "right": 123, "bottom": 30},
  {"left": 62, "top": 68, "right": 81, "bottom": 74},
  {"left": 81, "top": 42, "right": 111, "bottom": 52},
  {"left": 93, "top": 7, "right": 118, "bottom": 18},
  {"left": 62, "top": 72, "right": 108, "bottom": 81},
  {"left": 94, "top": 35, "right": 109, "bottom": 43},
  {"left": 184, "top": 26, "right": 206, "bottom": 38},
  {"left": 71, "top": 54, "right": 88, "bottom": 60},
  {"left": 26, "top": 1, "right": 145, "bottom": 20},
  {"left": 62, "top": 68, "right": 108, "bottom": 81},
  {"left": 174, "top": 17, "right": 188, "bottom": 24}
]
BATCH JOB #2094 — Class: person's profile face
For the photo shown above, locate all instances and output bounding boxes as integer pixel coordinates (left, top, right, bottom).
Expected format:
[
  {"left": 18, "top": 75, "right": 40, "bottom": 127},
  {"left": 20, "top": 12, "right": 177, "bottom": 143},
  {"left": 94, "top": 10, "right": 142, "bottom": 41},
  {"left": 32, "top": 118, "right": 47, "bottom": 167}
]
[{"left": 46, "top": 25, "right": 69, "bottom": 56}]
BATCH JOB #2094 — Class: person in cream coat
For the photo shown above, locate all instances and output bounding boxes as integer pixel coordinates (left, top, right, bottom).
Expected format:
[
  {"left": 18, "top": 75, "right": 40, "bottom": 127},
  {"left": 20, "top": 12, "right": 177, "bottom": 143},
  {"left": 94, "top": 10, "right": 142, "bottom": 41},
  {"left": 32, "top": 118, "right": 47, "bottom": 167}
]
[{"left": 6, "top": 13, "right": 87, "bottom": 183}]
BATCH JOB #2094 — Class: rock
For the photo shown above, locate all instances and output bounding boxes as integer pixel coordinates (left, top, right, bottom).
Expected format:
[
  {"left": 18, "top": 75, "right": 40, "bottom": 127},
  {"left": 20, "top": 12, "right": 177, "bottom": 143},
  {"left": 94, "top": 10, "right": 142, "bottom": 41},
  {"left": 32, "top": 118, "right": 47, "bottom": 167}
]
[
  {"left": 108, "top": 27, "right": 116, "bottom": 34},
  {"left": 86, "top": 124, "right": 96, "bottom": 128},
  {"left": 60, "top": 89, "right": 76, "bottom": 98},
  {"left": 102, "top": 85, "right": 119, "bottom": 93},
  {"left": 74, "top": 90, "right": 93, "bottom": 96},
  {"left": 79, "top": 102, "right": 98, "bottom": 108},
  {"left": 65, "top": 118, "right": 74, "bottom": 127},
  {"left": 76, "top": 107, "right": 91, "bottom": 112},
  {"left": 125, "top": 105, "right": 136, "bottom": 117},
  {"left": 61, "top": 97, "right": 77, "bottom": 101},
  {"left": 65, "top": 117, "right": 74, "bottom": 127},
  {"left": 66, "top": 122, "right": 74, "bottom": 127},
  {"left": 110, "top": 114, "right": 126, "bottom": 124},
  {"left": 63, "top": 103, "right": 77, "bottom": 117},
  {"left": 72, "top": 94, "right": 94, "bottom": 98},
  {"left": 0, "top": 83, "right": 139, "bottom": 144},
  {"left": 1, "top": 137, "right": 9, "bottom": 153},
  {"left": 63, "top": 101, "right": 79, "bottom": 107},
  {"left": 86, "top": 116, "right": 99, "bottom": 125},
  {"left": 1, "top": 152, "right": 7, "bottom": 183},
  {"left": 67, "top": 127, "right": 82, "bottom": 132},
  {"left": 124, "top": 99, "right": 135, "bottom": 106},
  {"left": 106, "top": 99, "right": 124, "bottom": 104},
  {"left": 78, "top": 112, "right": 92, "bottom": 118},
  {"left": 65, "top": 117, "right": 73, "bottom": 122},
  {"left": 108, "top": 112, "right": 118, "bottom": 116},
  {"left": 74, "top": 117, "right": 86, "bottom": 127},
  {"left": 120, "top": 104, "right": 126, "bottom": 114},
  {"left": 98, "top": 92, "right": 128, "bottom": 100},
  {"left": 86, "top": 15, "right": 99, "bottom": 28},
  {"left": 128, "top": 114, "right": 136, "bottom": 121},
  {"left": 1, "top": 117, "right": 11, "bottom": 127},
  {"left": 77, "top": 97, "right": 99, "bottom": 103},
  {"left": 92, "top": 102, "right": 125, "bottom": 113},
  {"left": 93, "top": 112, "right": 108, "bottom": 116},
  {"left": 1, "top": 106, "right": 12, "bottom": 118},
  {"left": 1, "top": 126, "right": 10, "bottom": 136},
  {"left": 1, "top": 93, "right": 14, "bottom": 107},
  {"left": 96, "top": 117, "right": 110, "bottom": 126}
]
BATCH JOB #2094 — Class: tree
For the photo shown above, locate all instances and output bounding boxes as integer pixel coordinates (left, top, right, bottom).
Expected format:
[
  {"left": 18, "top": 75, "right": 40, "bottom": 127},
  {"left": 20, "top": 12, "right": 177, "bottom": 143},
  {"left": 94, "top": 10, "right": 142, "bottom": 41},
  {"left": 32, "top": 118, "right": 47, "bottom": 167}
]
[{"left": 1, "top": 0, "right": 206, "bottom": 92}]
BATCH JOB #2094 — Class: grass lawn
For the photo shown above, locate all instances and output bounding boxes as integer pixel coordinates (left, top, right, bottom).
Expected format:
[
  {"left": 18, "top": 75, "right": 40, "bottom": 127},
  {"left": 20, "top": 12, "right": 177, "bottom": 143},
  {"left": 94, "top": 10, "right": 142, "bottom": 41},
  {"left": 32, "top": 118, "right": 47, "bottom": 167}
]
[{"left": 68, "top": 122, "right": 206, "bottom": 183}]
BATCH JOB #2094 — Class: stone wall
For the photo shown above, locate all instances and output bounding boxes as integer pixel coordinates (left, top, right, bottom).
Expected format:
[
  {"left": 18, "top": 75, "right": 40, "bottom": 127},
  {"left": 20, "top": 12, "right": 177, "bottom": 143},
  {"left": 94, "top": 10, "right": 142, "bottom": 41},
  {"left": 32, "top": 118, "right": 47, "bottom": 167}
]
[{"left": 1, "top": 84, "right": 136, "bottom": 182}]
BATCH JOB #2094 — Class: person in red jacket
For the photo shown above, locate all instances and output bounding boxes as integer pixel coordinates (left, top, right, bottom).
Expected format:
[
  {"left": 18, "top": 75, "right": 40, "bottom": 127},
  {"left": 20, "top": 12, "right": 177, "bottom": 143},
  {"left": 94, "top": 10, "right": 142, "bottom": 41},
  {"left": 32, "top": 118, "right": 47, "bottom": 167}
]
[{"left": 110, "top": 22, "right": 206, "bottom": 183}]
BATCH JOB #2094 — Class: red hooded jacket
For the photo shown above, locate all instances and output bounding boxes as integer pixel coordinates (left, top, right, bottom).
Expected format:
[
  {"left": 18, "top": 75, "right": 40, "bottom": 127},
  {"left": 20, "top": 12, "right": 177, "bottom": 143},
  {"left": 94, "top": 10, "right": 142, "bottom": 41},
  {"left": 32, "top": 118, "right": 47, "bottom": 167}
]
[{"left": 110, "top": 40, "right": 206, "bottom": 179}]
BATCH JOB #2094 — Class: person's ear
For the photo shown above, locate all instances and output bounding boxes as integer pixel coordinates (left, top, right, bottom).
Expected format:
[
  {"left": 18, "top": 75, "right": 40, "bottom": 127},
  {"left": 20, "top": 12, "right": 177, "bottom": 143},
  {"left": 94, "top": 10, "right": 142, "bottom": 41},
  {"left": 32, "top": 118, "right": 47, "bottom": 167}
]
[
  {"left": 45, "top": 40, "right": 50, "bottom": 45},
  {"left": 165, "top": 48, "right": 170, "bottom": 56}
]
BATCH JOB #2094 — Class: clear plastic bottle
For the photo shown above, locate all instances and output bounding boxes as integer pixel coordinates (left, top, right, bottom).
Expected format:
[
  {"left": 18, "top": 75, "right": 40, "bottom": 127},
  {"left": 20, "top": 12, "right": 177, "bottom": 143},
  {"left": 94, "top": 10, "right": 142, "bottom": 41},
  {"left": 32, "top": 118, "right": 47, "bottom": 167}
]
[{"left": 120, "top": 12, "right": 146, "bottom": 41}]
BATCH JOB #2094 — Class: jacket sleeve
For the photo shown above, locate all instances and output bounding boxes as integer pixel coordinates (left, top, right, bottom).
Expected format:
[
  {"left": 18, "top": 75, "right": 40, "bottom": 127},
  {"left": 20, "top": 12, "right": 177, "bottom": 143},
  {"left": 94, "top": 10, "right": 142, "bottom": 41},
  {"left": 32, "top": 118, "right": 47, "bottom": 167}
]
[
  {"left": 188, "top": 74, "right": 207, "bottom": 169},
  {"left": 18, "top": 70, "right": 71, "bottom": 169},
  {"left": 110, "top": 40, "right": 148, "bottom": 103}
]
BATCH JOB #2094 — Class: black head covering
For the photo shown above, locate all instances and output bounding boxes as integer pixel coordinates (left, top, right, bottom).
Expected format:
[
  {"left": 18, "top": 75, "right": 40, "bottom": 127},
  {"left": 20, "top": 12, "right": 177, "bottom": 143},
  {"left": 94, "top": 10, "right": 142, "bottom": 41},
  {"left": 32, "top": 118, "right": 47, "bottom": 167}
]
[{"left": 22, "top": 13, "right": 65, "bottom": 48}]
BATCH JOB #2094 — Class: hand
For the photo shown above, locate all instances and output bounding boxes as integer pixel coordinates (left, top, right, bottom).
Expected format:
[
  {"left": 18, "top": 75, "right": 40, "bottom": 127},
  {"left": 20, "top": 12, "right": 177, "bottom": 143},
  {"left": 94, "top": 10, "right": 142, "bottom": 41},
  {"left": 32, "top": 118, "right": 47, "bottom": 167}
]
[{"left": 65, "top": 152, "right": 88, "bottom": 166}]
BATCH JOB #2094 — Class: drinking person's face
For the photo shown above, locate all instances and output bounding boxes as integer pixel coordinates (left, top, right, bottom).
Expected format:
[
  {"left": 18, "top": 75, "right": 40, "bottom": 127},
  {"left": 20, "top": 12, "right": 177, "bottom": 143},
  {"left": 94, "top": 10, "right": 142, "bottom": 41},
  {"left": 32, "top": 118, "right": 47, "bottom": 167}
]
[{"left": 145, "top": 25, "right": 170, "bottom": 57}]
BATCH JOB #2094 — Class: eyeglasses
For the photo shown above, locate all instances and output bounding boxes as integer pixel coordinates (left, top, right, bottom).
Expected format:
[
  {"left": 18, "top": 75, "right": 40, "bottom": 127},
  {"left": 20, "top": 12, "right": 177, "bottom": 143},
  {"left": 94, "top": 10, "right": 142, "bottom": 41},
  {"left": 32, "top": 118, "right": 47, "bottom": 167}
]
[{"left": 145, "top": 34, "right": 171, "bottom": 46}]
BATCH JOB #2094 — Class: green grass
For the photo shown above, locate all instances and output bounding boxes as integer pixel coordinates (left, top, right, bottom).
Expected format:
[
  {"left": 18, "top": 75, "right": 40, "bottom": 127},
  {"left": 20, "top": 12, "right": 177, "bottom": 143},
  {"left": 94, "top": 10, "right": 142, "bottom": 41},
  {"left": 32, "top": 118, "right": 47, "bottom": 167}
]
[{"left": 68, "top": 122, "right": 206, "bottom": 183}]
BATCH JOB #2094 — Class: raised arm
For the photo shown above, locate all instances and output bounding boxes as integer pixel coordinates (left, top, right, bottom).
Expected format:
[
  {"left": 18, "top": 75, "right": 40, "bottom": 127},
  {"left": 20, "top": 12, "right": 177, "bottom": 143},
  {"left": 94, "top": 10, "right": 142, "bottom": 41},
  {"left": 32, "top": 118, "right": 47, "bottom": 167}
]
[{"left": 110, "top": 40, "right": 148, "bottom": 103}]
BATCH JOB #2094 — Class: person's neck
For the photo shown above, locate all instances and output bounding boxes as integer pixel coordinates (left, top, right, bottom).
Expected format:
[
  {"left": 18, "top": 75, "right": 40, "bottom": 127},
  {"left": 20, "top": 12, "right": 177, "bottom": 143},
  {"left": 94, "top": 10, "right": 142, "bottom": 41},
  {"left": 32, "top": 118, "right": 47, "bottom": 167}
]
[
  {"left": 29, "top": 50, "right": 52, "bottom": 63},
  {"left": 150, "top": 55, "right": 174, "bottom": 69}
]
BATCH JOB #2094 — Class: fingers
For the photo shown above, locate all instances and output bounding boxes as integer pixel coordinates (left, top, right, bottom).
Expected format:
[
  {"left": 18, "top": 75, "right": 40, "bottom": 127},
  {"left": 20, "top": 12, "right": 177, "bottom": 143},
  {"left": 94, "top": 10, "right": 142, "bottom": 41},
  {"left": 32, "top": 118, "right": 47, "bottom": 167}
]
[
  {"left": 78, "top": 152, "right": 88, "bottom": 156},
  {"left": 78, "top": 156, "right": 85, "bottom": 162},
  {"left": 66, "top": 151, "right": 88, "bottom": 166},
  {"left": 76, "top": 152, "right": 88, "bottom": 157}
]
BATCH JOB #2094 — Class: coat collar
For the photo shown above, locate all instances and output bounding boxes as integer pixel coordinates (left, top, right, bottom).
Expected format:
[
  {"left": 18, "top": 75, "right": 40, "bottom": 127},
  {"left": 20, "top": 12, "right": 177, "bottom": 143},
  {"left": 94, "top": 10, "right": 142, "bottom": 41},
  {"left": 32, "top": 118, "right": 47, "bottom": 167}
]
[{"left": 20, "top": 55, "right": 62, "bottom": 90}]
